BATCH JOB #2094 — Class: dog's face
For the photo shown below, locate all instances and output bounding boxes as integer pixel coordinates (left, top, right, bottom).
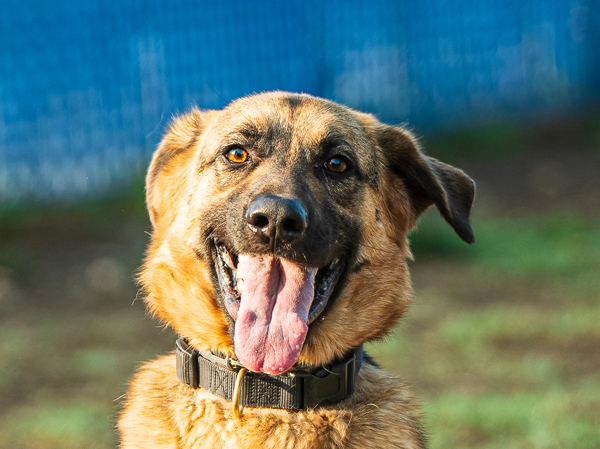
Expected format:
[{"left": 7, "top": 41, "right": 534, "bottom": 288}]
[{"left": 141, "top": 92, "right": 474, "bottom": 374}]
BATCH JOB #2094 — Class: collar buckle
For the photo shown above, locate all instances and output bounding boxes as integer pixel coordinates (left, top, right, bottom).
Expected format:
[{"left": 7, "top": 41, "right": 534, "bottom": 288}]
[{"left": 294, "top": 349, "right": 358, "bottom": 409}]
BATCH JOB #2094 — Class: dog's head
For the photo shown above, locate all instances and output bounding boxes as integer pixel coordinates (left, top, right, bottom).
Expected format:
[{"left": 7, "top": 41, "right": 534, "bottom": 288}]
[{"left": 141, "top": 92, "right": 474, "bottom": 374}]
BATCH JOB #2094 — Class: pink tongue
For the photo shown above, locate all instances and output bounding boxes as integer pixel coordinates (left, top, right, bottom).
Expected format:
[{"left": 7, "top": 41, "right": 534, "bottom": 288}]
[{"left": 234, "top": 255, "right": 316, "bottom": 374}]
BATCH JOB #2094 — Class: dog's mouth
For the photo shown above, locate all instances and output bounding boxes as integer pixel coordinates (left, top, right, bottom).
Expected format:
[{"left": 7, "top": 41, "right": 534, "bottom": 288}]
[{"left": 212, "top": 241, "right": 342, "bottom": 374}]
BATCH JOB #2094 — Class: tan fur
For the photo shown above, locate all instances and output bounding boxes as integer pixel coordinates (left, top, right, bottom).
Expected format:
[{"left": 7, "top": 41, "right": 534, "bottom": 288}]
[{"left": 118, "top": 92, "right": 475, "bottom": 448}]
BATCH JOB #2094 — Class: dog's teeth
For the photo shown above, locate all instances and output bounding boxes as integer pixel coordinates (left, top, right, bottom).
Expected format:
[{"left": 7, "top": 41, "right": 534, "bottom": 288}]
[
  {"left": 235, "top": 265, "right": 244, "bottom": 293},
  {"left": 222, "top": 251, "right": 234, "bottom": 269}
]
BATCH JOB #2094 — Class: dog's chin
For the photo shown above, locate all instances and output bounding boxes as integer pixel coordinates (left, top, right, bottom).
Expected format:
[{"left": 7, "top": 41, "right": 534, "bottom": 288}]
[{"left": 210, "top": 240, "right": 343, "bottom": 373}]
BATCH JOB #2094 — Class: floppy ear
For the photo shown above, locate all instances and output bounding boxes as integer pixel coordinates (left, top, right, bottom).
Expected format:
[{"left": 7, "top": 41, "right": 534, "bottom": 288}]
[
  {"left": 377, "top": 124, "right": 476, "bottom": 244},
  {"left": 146, "top": 108, "right": 208, "bottom": 228}
]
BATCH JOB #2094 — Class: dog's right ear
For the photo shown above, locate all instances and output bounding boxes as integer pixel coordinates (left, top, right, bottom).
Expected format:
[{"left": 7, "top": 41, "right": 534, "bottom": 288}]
[
  {"left": 377, "top": 124, "right": 476, "bottom": 244},
  {"left": 146, "top": 108, "right": 208, "bottom": 228}
]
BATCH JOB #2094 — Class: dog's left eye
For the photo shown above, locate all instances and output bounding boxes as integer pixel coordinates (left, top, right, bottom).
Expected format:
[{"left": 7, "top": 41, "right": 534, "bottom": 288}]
[
  {"left": 226, "top": 148, "right": 249, "bottom": 164},
  {"left": 325, "top": 156, "right": 350, "bottom": 174}
]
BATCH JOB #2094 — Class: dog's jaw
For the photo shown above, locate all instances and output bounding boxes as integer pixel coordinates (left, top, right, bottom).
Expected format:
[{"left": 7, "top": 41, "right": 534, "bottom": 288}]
[{"left": 211, "top": 240, "right": 344, "bottom": 374}]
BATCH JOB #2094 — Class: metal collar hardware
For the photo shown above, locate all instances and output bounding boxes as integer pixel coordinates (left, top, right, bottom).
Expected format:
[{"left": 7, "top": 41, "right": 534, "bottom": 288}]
[{"left": 232, "top": 368, "right": 247, "bottom": 419}]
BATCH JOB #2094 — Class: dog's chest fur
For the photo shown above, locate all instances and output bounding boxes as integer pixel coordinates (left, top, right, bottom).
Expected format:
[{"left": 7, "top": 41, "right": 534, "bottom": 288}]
[{"left": 119, "top": 355, "right": 425, "bottom": 449}]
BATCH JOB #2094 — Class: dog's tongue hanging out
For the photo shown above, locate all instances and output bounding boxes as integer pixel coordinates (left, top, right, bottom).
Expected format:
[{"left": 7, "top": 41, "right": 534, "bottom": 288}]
[{"left": 234, "top": 254, "right": 316, "bottom": 374}]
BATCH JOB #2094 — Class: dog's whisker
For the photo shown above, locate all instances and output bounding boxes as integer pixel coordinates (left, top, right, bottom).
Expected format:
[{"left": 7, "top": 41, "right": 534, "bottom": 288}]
[
  {"left": 131, "top": 289, "right": 143, "bottom": 306},
  {"left": 346, "top": 412, "right": 353, "bottom": 426},
  {"left": 364, "top": 266, "right": 379, "bottom": 279},
  {"left": 201, "top": 77, "right": 228, "bottom": 107},
  {"left": 356, "top": 242, "right": 398, "bottom": 256}
]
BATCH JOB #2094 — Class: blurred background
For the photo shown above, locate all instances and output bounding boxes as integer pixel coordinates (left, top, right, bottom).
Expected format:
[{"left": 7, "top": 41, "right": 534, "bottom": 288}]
[{"left": 0, "top": 1, "right": 599, "bottom": 448}]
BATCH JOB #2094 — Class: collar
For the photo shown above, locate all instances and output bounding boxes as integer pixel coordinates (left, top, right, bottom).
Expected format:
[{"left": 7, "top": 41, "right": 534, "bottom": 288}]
[{"left": 175, "top": 337, "right": 363, "bottom": 410}]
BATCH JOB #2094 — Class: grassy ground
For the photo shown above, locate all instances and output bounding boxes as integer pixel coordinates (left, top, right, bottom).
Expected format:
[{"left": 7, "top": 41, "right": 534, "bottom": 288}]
[
  {"left": 0, "top": 139, "right": 599, "bottom": 448},
  {"left": 368, "top": 212, "right": 600, "bottom": 449}
]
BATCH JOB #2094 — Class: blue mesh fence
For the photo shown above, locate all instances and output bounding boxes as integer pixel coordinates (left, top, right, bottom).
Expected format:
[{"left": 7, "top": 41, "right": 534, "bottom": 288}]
[{"left": 0, "top": 0, "right": 598, "bottom": 201}]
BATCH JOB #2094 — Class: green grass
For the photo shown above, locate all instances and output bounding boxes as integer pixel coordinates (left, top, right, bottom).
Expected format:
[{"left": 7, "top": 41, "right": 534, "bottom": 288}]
[
  {"left": 368, "top": 291, "right": 600, "bottom": 448},
  {"left": 574, "top": 111, "right": 600, "bottom": 152},
  {"left": 424, "top": 385, "right": 600, "bottom": 449},
  {"left": 423, "top": 122, "right": 529, "bottom": 162},
  {"left": 1, "top": 401, "right": 115, "bottom": 449},
  {"left": 412, "top": 211, "right": 600, "bottom": 276},
  {"left": 366, "top": 210, "right": 600, "bottom": 448},
  {"left": 440, "top": 303, "right": 600, "bottom": 345},
  {"left": 0, "top": 175, "right": 147, "bottom": 234},
  {"left": 473, "top": 216, "right": 600, "bottom": 276},
  {"left": 0, "top": 308, "right": 175, "bottom": 448}
]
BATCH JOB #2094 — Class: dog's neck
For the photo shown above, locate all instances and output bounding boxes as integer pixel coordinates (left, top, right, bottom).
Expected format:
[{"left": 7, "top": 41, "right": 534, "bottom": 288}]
[{"left": 175, "top": 337, "right": 363, "bottom": 410}]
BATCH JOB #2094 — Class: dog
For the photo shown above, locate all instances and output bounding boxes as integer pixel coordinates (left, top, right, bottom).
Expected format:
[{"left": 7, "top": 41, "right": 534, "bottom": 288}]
[{"left": 118, "top": 91, "right": 475, "bottom": 448}]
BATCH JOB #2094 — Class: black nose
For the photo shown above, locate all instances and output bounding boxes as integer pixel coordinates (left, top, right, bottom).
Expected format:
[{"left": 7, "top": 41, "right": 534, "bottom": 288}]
[{"left": 246, "top": 195, "right": 308, "bottom": 244}]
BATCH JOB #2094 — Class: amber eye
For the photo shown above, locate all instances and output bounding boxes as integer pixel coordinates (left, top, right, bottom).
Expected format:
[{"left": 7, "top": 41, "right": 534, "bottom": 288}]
[
  {"left": 325, "top": 156, "right": 349, "bottom": 173},
  {"left": 226, "top": 148, "right": 249, "bottom": 164}
]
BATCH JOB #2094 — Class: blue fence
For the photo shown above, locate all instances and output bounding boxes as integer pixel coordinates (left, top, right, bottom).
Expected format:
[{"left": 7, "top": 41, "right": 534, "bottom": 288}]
[{"left": 1, "top": 0, "right": 598, "bottom": 201}]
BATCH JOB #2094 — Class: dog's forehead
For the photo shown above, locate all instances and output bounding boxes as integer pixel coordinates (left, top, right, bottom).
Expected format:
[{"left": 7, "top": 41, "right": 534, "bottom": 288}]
[{"left": 215, "top": 93, "right": 373, "bottom": 153}]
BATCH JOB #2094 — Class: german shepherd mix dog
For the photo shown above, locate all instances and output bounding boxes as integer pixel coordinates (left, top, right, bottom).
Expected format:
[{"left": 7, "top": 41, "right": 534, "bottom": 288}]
[{"left": 118, "top": 92, "right": 475, "bottom": 448}]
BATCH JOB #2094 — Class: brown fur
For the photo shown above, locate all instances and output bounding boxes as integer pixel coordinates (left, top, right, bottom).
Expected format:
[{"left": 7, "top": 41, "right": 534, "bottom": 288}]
[{"left": 118, "top": 92, "right": 475, "bottom": 448}]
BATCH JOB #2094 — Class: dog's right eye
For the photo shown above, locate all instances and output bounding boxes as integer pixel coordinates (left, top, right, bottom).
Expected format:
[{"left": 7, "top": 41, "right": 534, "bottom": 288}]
[
  {"left": 225, "top": 148, "right": 249, "bottom": 164},
  {"left": 324, "top": 156, "right": 350, "bottom": 174}
]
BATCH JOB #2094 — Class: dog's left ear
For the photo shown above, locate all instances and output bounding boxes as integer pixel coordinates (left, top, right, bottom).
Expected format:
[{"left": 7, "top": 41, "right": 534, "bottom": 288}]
[{"left": 377, "top": 124, "right": 476, "bottom": 244}]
